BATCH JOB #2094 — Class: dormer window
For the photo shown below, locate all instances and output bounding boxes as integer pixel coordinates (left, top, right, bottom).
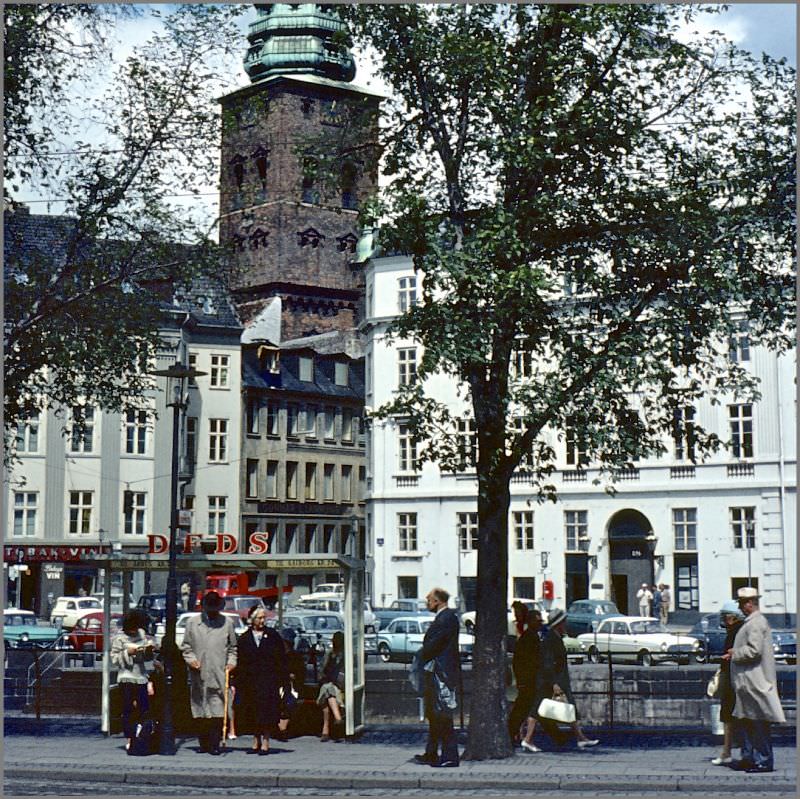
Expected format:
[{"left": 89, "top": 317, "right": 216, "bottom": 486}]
[
  {"left": 299, "top": 355, "right": 314, "bottom": 382},
  {"left": 257, "top": 345, "right": 279, "bottom": 374},
  {"left": 334, "top": 361, "right": 349, "bottom": 387}
]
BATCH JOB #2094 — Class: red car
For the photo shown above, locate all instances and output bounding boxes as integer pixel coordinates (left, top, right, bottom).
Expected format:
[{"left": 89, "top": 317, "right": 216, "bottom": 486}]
[{"left": 68, "top": 612, "right": 123, "bottom": 651}]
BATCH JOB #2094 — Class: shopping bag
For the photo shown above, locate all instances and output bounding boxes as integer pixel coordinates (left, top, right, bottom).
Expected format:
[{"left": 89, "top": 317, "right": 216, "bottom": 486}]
[{"left": 537, "top": 697, "right": 576, "bottom": 724}]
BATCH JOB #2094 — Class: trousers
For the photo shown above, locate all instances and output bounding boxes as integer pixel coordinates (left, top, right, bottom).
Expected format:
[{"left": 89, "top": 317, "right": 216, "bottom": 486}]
[
  {"left": 736, "top": 718, "right": 774, "bottom": 769},
  {"left": 120, "top": 682, "right": 150, "bottom": 739},
  {"left": 423, "top": 674, "right": 459, "bottom": 764}
]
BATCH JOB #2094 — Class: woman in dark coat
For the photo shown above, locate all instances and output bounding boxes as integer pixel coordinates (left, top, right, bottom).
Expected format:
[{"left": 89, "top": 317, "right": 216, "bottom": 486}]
[
  {"left": 711, "top": 600, "right": 745, "bottom": 765},
  {"left": 233, "top": 605, "right": 289, "bottom": 754}
]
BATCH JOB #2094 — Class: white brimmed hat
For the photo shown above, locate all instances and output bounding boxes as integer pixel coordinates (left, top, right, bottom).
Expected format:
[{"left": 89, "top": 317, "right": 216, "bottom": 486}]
[{"left": 737, "top": 586, "right": 760, "bottom": 600}]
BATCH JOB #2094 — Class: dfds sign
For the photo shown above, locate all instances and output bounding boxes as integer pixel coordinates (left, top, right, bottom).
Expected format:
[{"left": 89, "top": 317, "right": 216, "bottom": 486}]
[{"left": 148, "top": 533, "right": 270, "bottom": 555}]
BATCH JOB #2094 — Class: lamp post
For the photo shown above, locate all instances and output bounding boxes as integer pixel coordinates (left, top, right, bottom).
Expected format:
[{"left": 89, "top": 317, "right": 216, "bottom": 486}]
[{"left": 149, "top": 362, "right": 205, "bottom": 755}]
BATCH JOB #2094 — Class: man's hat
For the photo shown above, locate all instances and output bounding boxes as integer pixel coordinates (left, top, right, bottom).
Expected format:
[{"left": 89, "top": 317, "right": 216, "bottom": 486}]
[
  {"left": 547, "top": 608, "right": 567, "bottom": 628},
  {"left": 201, "top": 590, "right": 225, "bottom": 611},
  {"left": 737, "top": 586, "right": 760, "bottom": 600}
]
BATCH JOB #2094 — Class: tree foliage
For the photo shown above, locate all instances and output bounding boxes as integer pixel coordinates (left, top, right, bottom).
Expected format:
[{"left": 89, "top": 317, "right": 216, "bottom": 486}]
[
  {"left": 4, "top": 4, "right": 247, "bottom": 453},
  {"left": 343, "top": 3, "right": 795, "bottom": 759}
]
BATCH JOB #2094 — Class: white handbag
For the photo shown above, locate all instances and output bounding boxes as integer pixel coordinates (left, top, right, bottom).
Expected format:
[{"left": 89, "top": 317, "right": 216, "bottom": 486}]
[
  {"left": 706, "top": 669, "right": 721, "bottom": 698},
  {"left": 537, "top": 696, "right": 576, "bottom": 724}
]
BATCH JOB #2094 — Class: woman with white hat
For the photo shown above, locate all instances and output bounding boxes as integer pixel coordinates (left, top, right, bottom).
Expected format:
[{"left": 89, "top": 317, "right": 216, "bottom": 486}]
[{"left": 710, "top": 600, "right": 744, "bottom": 765}]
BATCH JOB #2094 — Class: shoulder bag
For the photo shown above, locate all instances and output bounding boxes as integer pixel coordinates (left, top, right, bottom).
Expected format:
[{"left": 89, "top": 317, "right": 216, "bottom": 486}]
[
  {"left": 537, "top": 694, "right": 576, "bottom": 724},
  {"left": 706, "top": 668, "right": 721, "bottom": 698}
]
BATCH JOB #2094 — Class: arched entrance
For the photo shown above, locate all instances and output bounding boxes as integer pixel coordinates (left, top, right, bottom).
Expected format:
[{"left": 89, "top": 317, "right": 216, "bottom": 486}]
[{"left": 607, "top": 509, "right": 655, "bottom": 615}]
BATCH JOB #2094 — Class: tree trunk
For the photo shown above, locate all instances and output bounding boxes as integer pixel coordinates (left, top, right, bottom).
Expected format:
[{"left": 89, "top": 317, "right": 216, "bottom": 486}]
[{"left": 462, "top": 466, "right": 513, "bottom": 760}]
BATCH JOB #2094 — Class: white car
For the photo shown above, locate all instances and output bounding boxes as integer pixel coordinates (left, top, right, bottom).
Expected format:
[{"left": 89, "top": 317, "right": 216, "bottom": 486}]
[
  {"left": 49, "top": 596, "right": 102, "bottom": 629},
  {"left": 295, "top": 595, "right": 378, "bottom": 631},
  {"left": 461, "top": 598, "right": 548, "bottom": 635},
  {"left": 377, "top": 616, "right": 474, "bottom": 663},
  {"left": 300, "top": 583, "right": 344, "bottom": 598},
  {"left": 576, "top": 615, "right": 705, "bottom": 666},
  {"left": 154, "top": 612, "right": 246, "bottom": 648}
]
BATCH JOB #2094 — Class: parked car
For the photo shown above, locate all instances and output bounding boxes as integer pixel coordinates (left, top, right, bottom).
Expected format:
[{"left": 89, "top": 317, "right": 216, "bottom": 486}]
[
  {"left": 300, "top": 583, "right": 344, "bottom": 599},
  {"left": 90, "top": 591, "right": 134, "bottom": 614},
  {"left": 295, "top": 595, "right": 378, "bottom": 631},
  {"left": 373, "top": 598, "right": 433, "bottom": 630},
  {"left": 688, "top": 613, "right": 796, "bottom": 664},
  {"left": 281, "top": 610, "right": 345, "bottom": 652},
  {"left": 4, "top": 609, "right": 65, "bottom": 649},
  {"left": 576, "top": 616, "right": 705, "bottom": 666},
  {"left": 377, "top": 616, "right": 474, "bottom": 663},
  {"left": 154, "top": 612, "right": 246, "bottom": 648},
  {"left": 461, "top": 598, "right": 548, "bottom": 635},
  {"left": 565, "top": 599, "right": 621, "bottom": 637},
  {"left": 135, "top": 594, "right": 168, "bottom": 632},
  {"left": 49, "top": 596, "right": 102, "bottom": 629},
  {"left": 221, "top": 594, "right": 271, "bottom": 622},
  {"left": 67, "top": 612, "right": 124, "bottom": 652}
]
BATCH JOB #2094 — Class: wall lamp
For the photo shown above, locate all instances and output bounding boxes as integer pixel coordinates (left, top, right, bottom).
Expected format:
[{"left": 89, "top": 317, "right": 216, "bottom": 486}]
[{"left": 588, "top": 555, "right": 598, "bottom": 569}]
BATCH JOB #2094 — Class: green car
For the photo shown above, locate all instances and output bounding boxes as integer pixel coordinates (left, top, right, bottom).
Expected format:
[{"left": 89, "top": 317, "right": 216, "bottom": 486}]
[{"left": 3, "top": 609, "right": 64, "bottom": 649}]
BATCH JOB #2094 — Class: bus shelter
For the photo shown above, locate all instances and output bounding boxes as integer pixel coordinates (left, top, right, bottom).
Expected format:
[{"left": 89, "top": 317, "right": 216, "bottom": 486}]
[{"left": 85, "top": 552, "right": 366, "bottom": 738}]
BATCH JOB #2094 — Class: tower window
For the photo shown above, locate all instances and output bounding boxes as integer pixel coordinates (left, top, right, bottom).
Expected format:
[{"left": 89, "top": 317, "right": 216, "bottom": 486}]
[
  {"left": 230, "top": 154, "right": 245, "bottom": 190},
  {"left": 341, "top": 162, "right": 358, "bottom": 209},
  {"left": 253, "top": 146, "right": 270, "bottom": 188},
  {"left": 301, "top": 98, "right": 315, "bottom": 116},
  {"left": 301, "top": 156, "right": 319, "bottom": 204}
]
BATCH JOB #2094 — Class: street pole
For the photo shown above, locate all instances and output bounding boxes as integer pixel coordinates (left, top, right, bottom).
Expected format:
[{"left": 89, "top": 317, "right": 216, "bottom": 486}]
[{"left": 746, "top": 521, "right": 753, "bottom": 588}]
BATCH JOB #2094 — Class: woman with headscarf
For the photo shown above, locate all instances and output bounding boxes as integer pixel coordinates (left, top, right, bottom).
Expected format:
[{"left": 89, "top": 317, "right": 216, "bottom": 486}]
[
  {"left": 711, "top": 599, "right": 745, "bottom": 765},
  {"left": 233, "top": 604, "right": 289, "bottom": 754}
]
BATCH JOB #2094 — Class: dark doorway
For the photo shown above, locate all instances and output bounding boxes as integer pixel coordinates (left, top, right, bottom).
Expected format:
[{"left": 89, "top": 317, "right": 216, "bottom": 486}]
[
  {"left": 513, "top": 577, "right": 536, "bottom": 600},
  {"left": 731, "top": 576, "right": 759, "bottom": 599},
  {"left": 397, "top": 576, "right": 418, "bottom": 599},
  {"left": 675, "top": 554, "right": 700, "bottom": 610},
  {"left": 611, "top": 574, "right": 629, "bottom": 615},
  {"left": 565, "top": 554, "right": 589, "bottom": 607}
]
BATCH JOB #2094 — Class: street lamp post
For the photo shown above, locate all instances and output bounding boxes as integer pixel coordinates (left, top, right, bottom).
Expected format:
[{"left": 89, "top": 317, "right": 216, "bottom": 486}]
[{"left": 149, "top": 362, "right": 205, "bottom": 755}]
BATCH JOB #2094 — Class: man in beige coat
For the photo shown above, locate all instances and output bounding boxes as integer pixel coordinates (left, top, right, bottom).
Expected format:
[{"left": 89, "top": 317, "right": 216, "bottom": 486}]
[
  {"left": 724, "top": 586, "right": 786, "bottom": 773},
  {"left": 181, "top": 591, "right": 238, "bottom": 755}
]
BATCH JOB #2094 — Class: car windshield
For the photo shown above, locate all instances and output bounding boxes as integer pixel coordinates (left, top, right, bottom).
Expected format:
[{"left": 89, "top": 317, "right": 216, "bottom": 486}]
[
  {"left": 306, "top": 616, "right": 343, "bottom": 631},
  {"left": 420, "top": 621, "right": 433, "bottom": 632},
  {"left": 630, "top": 620, "right": 667, "bottom": 634},
  {"left": 595, "top": 604, "right": 616, "bottom": 614},
  {"left": 79, "top": 600, "right": 101, "bottom": 609},
  {"left": 5, "top": 614, "right": 36, "bottom": 626}
]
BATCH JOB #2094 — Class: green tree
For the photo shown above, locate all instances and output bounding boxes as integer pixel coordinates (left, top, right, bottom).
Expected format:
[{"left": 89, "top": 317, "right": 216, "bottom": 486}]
[
  {"left": 4, "top": 4, "right": 246, "bottom": 454},
  {"left": 343, "top": 4, "right": 795, "bottom": 759}
]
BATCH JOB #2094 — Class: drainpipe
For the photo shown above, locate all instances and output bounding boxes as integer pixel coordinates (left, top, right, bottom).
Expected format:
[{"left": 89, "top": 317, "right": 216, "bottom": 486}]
[{"left": 774, "top": 353, "right": 789, "bottom": 620}]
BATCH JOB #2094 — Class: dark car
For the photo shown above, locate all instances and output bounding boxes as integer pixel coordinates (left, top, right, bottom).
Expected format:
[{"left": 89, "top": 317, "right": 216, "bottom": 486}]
[
  {"left": 565, "top": 599, "right": 620, "bottom": 637},
  {"left": 688, "top": 613, "right": 796, "bottom": 664},
  {"left": 135, "top": 594, "right": 168, "bottom": 633}
]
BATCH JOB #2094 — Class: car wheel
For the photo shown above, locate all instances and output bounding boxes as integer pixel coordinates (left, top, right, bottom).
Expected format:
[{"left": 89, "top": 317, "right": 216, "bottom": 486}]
[
  {"left": 378, "top": 643, "right": 392, "bottom": 663},
  {"left": 588, "top": 646, "right": 601, "bottom": 664},
  {"left": 638, "top": 650, "right": 652, "bottom": 667}
]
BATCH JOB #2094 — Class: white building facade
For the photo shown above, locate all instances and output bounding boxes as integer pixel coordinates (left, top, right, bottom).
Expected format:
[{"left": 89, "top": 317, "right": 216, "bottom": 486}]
[{"left": 361, "top": 253, "right": 796, "bottom": 622}]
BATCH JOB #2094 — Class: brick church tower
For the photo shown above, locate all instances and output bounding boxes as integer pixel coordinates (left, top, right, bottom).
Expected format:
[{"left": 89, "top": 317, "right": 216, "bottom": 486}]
[{"left": 219, "top": 4, "right": 381, "bottom": 339}]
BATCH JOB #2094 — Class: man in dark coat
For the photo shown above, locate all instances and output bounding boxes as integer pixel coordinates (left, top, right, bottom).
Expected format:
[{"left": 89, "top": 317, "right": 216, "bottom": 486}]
[{"left": 413, "top": 587, "right": 460, "bottom": 768}]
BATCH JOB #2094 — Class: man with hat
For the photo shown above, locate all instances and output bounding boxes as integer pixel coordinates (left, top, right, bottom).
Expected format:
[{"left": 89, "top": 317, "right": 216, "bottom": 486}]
[
  {"left": 723, "top": 586, "right": 786, "bottom": 773},
  {"left": 181, "top": 591, "right": 238, "bottom": 755}
]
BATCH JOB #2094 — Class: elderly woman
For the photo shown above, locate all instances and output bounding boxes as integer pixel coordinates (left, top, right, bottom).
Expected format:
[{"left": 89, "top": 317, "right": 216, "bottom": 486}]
[
  {"left": 711, "top": 599, "right": 745, "bottom": 765},
  {"left": 234, "top": 605, "right": 289, "bottom": 754}
]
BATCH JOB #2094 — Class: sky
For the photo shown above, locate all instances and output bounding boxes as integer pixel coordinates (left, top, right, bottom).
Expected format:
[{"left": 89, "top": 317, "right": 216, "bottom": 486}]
[{"left": 14, "top": 3, "right": 797, "bottom": 227}]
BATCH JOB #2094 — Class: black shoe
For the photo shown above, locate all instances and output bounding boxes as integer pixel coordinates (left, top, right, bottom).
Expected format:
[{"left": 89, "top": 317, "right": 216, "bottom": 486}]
[
  {"left": 413, "top": 754, "right": 438, "bottom": 765},
  {"left": 432, "top": 759, "right": 459, "bottom": 768},
  {"left": 745, "top": 766, "right": 774, "bottom": 773},
  {"left": 727, "top": 760, "right": 754, "bottom": 771},
  {"left": 208, "top": 747, "right": 221, "bottom": 756}
]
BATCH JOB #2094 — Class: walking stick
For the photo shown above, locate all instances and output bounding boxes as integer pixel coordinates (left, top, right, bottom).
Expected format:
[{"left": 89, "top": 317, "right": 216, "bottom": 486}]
[{"left": 222, "top": 668, "right": 230, "bottom": 748}]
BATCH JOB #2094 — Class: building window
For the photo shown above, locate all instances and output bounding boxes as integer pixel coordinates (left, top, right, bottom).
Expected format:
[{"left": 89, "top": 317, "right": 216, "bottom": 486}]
[
  {"left": 565, "top": 418, "right": 588, "bottom": 467},
  {"left": 124, "top": 409, "right": 148, "bottom": 455},
  {"left": 266, "top": 460, "right": 278, "bottom": 498},
  {"left": 208, "top": 419, "right": 228, "bottom": 462},
  {"left": 69, "top": 491, "right": 93, "bottom": 535},
  {"left": 731, "top": 507, "right": 755, "bottom": 549},
  {"left": 341, "top": 408, "right": 354, "bottom": 442},
  {"left": 341, "top": 464, "right": 353, "bottom": 501},
  {"left": 13, "top": 492, "right": 37, "bottom": 536},
  {"left": 182, "top": 495, "right": 195, "bottom": 532},
  {"left": 513, "top": 510, "right": 534, "bottom": 550},
  {"left": 729, "top": 404, "right": 753, "bottom": 459},
  {"left": 305, "top": 462, "right": 317, "bottom": 500},
  {"left": 565, "top": 510, "right": 588, "bottom": 551},
  {"left": 208, "top": 496, "right": 227, "bottom": 534},
  {"left": 457, "top": 512, "right": 478, "bottom": 551},
  {"left": 398, "top": 423, "right": 418, "bottom": 472},
  {"left": 673, "top": 508, "right": 697, "bottom": 550},
  {"left": 287, "top": 404, "right": 299, "bottom": 437},
  {"left": 398, "top": 512, "right": 418, "bottom": 552},
  {"left": 672, "top": 405, "right": 695, "bottom": 461},
  {"left": 512, "top": 347, "right": 533, "bottom": 378},
  {"left": 324, "top": 407, "right": 336, "bottom": 440},
  {"left": 341, "top": 161, "right": 358, "bottom": 209},
  {"left": 266, "top": 403, "right": 279, "bottom": 436},
  {"left": 456, "top": 418, "right": 477, "bottom": 469},
  {"left": 398, "top": 575, "right": 418, "bottom": 599},
  {"left": 323, "top": 524, "right": 336, "bottom": 552},
  {"left": 398, "top": 347, "right": 417, "bottom": 387},
  {"left": 286, "top": 461, "right": 298, "bottom": 500},
  {"left": 335, "top": 361, "right": 349, "bottom": 387},
  {"left": 186, "top": 417, "right": 198, "bottom": 464},
  {"left": 188, "top": 353, "right": 199, "bottom": 386},
  {"left": 246, "top": 398, "right": 260, "bottom": 435},
  {"left": 324, "top": 464, "right": 335, "bottom": 500},
  {"left": 510, "top": 417, "right": 533, "bottom": 468},
  {"left": 301, "top": 156, "right": 319, "bottom": 204},
  {"left": 728, "top": 320, "right": 750, "bottom": 363},
  {"left": 305, "top": 524, "right": 317, "bottom": 553},
  {"left": 210, "top": 354, "right": 230, "bottom": 388},
  {"left": 15, "top": 413, "right": 40, "bottom": 454},
  {"left": 246, "top": 459, "right": 259, "bottom": 498},
  {"left": 358, "top": 465, "right": 366, "bottom": 499},
  {"left": 285, "top": 523, "right": 298, "bottom": 554},
  {"left": 303, "top": 405, "right": 317, "bottom": 438},
  {"left": 123, "top": 491, "right": 146, "bottom": 536},
  {"left": 299, "top": 356, "right": 314, "bottom": 382},
  {"left": 398, "top": 276, "right": 417, "bottom": 313},
  {"left": 70, "top": 405, "right": 95, "bottom": 453}
]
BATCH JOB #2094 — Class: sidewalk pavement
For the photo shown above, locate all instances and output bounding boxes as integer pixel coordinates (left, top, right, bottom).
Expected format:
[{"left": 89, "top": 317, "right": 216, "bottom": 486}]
[{"left": 4, "top": 716, "right": 796, "bottom": 795}]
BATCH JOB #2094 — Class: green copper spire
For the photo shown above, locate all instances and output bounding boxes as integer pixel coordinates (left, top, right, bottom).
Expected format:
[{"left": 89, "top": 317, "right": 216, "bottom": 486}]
[{"left": 244, "top": 3, "right": 356, "bottom": 84}]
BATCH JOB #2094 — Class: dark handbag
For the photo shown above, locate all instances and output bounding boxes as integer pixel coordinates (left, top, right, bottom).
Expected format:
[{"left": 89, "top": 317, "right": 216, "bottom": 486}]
[{"left": 128, "top": 718, "right": 159, "bottom": 756}]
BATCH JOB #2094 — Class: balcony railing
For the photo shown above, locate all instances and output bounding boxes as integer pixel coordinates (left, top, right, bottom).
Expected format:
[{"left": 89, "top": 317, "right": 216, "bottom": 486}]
[
  {"left": 562, "top": 470, "right": 587, "bottom": 482},
  {"left": 728, "top": 462, "right": 755, "bottom": 478},
  {"left": 670, "top": 465, "right": 696, "bottom": 479},
  {"left": 617, "top": 467, "right": 640, "bottom": 481},
  {"left": 395, "top": 475, "right": 419, "bottom": 487}
]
